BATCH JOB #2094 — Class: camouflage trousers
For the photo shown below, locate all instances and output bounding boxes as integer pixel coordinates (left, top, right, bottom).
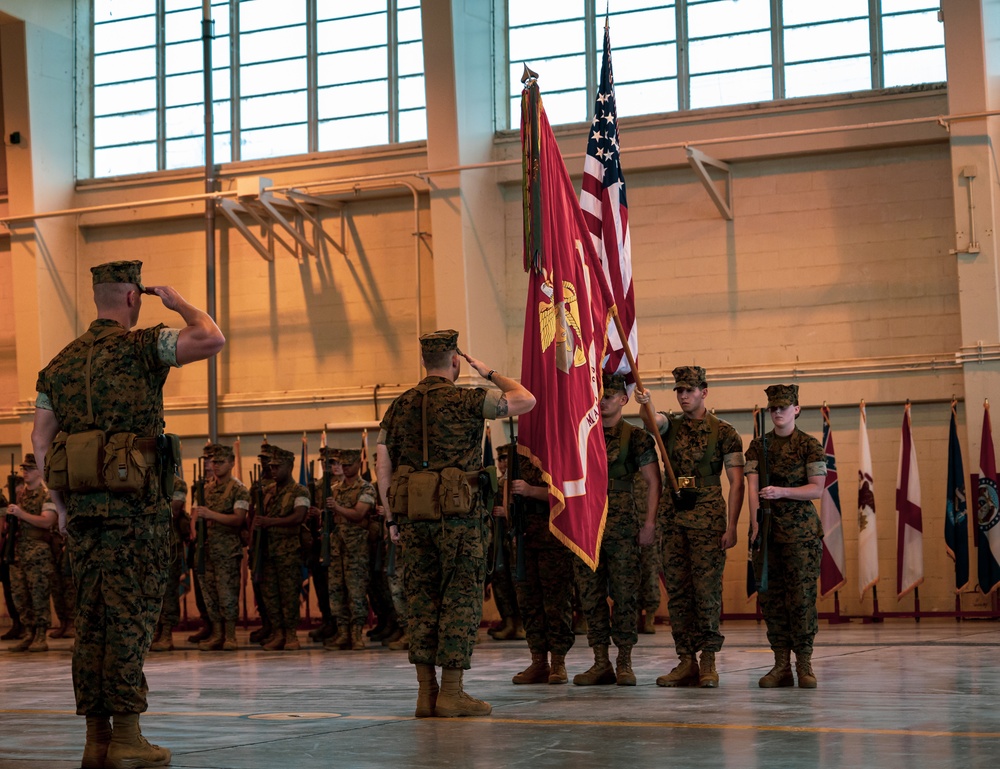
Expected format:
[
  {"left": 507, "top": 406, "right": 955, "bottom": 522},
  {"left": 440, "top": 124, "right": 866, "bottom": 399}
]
[
  {"left": 638, "top": 536, "right": 662, "bottom": 614},
  {"left": 662, "top": 525, "right": 726, "bottom": 654},
  {"left": 260, "top": 536, "right": 303, "bottom": 631},
  {"left": 10, "top": 538, "right": 55, "bottom": 631},
  {"left": 328, "top": 523, "right": 370, "bottom": 627},
  {"left": 203, "top": 547, "right": 242, "bottom": 625},
  {"left": 753, "top": 538, "right": 823, "bottom": 654},
  {"left": 575, "top": 535, "right": 640, "bottom": 649},
  {"left": 515, "top": 543, "right": 575, "bottom": 655},
  {"left": 387, "top": 542, "right": 406, "bottom": 626},
  {"left": 67, "top": 513, "right": 168, "bottom": 715},
  {"left": 401, "top": 515, "right": 485, "bottom": 669},
  {"left": 368, "top": 529, "right": 396, "bottom": 626},
  {"left": 155, "top": 538, "right": 184, "bottom": 628},
  {"left": 51, "top": 542, "right": 77, "bottom": 626}
]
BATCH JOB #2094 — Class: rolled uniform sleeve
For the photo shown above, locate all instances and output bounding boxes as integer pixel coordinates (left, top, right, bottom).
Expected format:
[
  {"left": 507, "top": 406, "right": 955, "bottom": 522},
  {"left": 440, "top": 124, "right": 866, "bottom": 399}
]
[
  {"left": 157, "top": 328, "right": 183, "bottom": 368},
  {"left": 481, "top": 388, "right": 503, "bottom": 420},
  {"left": 35, "top": 392, "right": 53, "bottom": 410}
]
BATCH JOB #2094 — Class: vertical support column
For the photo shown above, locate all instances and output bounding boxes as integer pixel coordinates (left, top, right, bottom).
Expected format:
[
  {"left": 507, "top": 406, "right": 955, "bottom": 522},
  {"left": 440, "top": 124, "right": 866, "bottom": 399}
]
[
  {"left": 942, "top": 1, "right": 1000, "bottom": 455},
  {"left": 421, "top": 0, "right": 510, "bottom": 378}
]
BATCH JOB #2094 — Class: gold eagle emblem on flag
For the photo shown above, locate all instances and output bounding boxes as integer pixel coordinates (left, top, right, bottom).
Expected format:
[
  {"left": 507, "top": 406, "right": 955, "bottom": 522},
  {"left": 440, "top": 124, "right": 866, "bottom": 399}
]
[{"left": 539, "top": 276, "right": 586, "bottom": 373}]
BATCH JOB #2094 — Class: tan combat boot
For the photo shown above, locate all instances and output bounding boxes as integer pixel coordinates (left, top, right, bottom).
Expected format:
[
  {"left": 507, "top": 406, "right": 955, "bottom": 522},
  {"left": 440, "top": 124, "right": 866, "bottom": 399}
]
[
  {"left": 81, "top": 715, "right": 112, "bottom": 769},
  {"left": 222, "top": 621, "right": 238, "bottom": 651},
  {"left": 489, "top": 617, "right": 515, "bottom": 640},
  {"left": 512, "top": 651, "right": 550, "bottom": 684},
  {"left": 796, "top": 652, "right": 818, "bottom": 688},
  {"left": 414, "top": 663, "right": 439, "bottom": 718},
  {"left": 572, "top": 644, "right": 616, "bottom": 686},
  {"left": 350, "top": 625, "right": 366, "bottom": 650},
  {"left": 759, "top": 649, "right": 793, "bottom": 688},
  {"left": 284, "top": 629, "right": 301, "bottom": 651},
  {"left": 699, "top": 650, "right": 719, "bottom": 688},
  {"left": 435, "top": 668, "right": 492, "bottom": 717},
  {"left": 641, "top": 611, "right": 656, "bottom": 634},
  {"left": 187, "top": 621, "right": 212, "bottom": 644},
  {"left": 9, "top": 628, "right": 34, "bottom": 652},
  {"left": 656, "top": 654, "right": 699, "bottom": 687},
  {"left": 28, "top": 629, "right": 49, "bottom": 652},
  {"left": 106, "top": 714, "right": 170, "bottom": 769},
  {"left": 615, "top": 645, "right": 636, "bottom": 686},
  {"left": 512, "top": 617, "right": 526, "bottom": 640},
  {"left": 387, "top": 633, "right": 409, "bottom": 651},
  {"left": 150, "top": 624, "right": 173, "bottom": 652},
  {"left": 262, "top": 628, "right": 286, "bottom": 651},
  {"left": 324, "top": 624, "right": 350, "bottom": 650},
  {"left": 198, "top": 622, "right": 224, "bottom": 651},
  {"left": 548, "top": 653, "right": 568, "bottom": 684}
]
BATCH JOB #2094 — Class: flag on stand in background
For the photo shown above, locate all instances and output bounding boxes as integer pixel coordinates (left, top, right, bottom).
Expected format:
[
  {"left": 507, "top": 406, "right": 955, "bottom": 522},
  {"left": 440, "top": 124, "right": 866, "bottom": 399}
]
[
  {"left": 518, "top": 75, "right": 614, "bottom": 570},
  {"left": 361, "top": 428, "right": 372, "bottom": 482},
  {"left": 857, "top": 402, "right": 879, "bottom": 600},
  {"left": 895, "top": 403, "right": 923, "bottom": 600},
  {"left": 976, "top": 402, "right": 1000, "bottom": 594},
  {"left": 580, "top": 22, "right": 636, "bottom": 391},
  {"left": 945, "top": 401, "right": 969, "bottom": 592},
  {"left": 819, "top": 405, "right": 847, "bottom": 597}
]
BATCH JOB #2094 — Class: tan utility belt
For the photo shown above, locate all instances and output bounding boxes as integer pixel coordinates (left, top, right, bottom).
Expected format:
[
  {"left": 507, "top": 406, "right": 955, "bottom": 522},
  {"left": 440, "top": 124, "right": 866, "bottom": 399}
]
[
  {"left": 20, "top": 526, "right": 51, "bottom": 540},
  {"left": 46, "top": 430, "right": 158, "bottom": 495},
  {"left": 608, "top": 479, "right": 634, "bottom": 492},
  {"left": 676, "top": 476, "right": 721, "bottom": 489}
]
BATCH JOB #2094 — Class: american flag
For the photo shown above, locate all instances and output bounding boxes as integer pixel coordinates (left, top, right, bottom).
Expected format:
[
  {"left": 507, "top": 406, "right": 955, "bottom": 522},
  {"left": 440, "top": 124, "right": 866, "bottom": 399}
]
[{"left": 580, "top": 23, "right": 636, "bottom": 389}]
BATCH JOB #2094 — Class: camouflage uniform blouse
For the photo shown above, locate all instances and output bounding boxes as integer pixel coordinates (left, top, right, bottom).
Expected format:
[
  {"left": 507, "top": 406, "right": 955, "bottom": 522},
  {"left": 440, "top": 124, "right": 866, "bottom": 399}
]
[
  {"left": 204, "top": 478, "right": 251, "bottom": 558},
  {"left": 35, "top": 319, "right": 180, "bottom": 519},
  {"left": 14, "top": 485, "right": 56, "bottom": 546},
  {"left": 378, "top": 376, "right": 503, "bottom": 473},
  {"left": 263, "top": 481, "right": 311, "bottom": 540},
  {"left": 333, "top": 475, "right": 377, "bottom": 527},
  {"left": 659, "top": 413, "right": 745, "bottom": 532},
  {"left": 745, "top": 428, "right": 826, "bottom": 543},
  {"left": 605, "top": 418, "right": 657, "bottom": 539}
]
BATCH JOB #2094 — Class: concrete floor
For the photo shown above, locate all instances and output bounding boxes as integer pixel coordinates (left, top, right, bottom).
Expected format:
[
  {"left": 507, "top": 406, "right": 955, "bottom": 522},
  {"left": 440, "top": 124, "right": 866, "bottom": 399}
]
[{"left": 1, "top": 619, "right": 998, "bottom": 769}]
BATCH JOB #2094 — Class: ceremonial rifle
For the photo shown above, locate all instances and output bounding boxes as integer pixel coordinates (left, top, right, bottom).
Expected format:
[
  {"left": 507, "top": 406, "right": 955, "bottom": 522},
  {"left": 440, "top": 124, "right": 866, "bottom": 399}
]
[
  {"left": 2, "top": 456, "right": 18, "bottom": 565},
  {"left": 508, "top": 418, "right": 526, "bottom": 583},
  {"left": 249, "top": 465, "right": 267, "bottom": 584},
  {"left": 193, "top": 459, "right": 206, "bottom": 576},
  {"left": 319, "top": 460, "right": 332, "bottom": 567},
  {"left": 754, "top": 409, "right": 773, "bottom": 592}
]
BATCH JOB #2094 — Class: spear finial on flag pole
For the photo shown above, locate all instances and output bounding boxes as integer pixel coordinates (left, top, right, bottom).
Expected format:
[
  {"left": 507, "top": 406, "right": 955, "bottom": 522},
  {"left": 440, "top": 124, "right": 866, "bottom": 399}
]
[{"left": 521, "top": 63, "right": 538, "bottom": 84}]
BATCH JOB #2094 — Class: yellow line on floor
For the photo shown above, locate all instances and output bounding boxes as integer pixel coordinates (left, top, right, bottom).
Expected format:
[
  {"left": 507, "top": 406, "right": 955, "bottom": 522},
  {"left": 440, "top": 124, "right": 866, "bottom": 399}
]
[{"left": 3, "top": 710, "right": 996, "bottom": 738}]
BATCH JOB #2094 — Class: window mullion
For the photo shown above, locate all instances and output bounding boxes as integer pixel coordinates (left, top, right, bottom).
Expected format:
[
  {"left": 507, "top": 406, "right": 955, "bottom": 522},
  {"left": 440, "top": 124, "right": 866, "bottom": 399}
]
[
  {"left": 869, "top": 0, "right": 883, "bottom": 89},
  {"left": 157, "top": 0, "right": 166, "bottom": 171},
  {"left": 771, "top": 0, "right": 784, "bottom": 100},
  {"left": 307, "top": 0, "right": 318, "bottom": 153},
  {"left": 231, "top": 0, "right": 241, "bottom": 162},
  {"left": 677, "top": 0, "right": 689, "bottom": 111},
  {"left": 585, "top": 0, "right": 597, "bottom": 111},
  {"left": 388, "top": 0, "right": 399, "bottom": 145}
]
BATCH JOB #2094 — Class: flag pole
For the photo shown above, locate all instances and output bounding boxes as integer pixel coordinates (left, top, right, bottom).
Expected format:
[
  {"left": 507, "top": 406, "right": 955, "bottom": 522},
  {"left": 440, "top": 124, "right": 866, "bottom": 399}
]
[{"left": 610, "top": 306, "right": 680, "bottom": 496}]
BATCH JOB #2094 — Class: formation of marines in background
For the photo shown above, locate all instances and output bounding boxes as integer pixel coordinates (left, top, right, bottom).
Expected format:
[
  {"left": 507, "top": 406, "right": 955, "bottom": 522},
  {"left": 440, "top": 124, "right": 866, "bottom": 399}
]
[{"left": 2, "top": 264, "right": 827, "bottom": 764}]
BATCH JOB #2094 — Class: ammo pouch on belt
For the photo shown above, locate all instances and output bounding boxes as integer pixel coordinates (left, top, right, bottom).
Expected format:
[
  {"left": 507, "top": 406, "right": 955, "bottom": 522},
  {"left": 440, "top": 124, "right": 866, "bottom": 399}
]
[
  {"left": 102, "top": 432, "right": 150, "bottom": 494},
  {"left": 67, "top": 429, "right": 107, "bottom": 493},
  {"left": 439, "top": 467, "right": 473, "bottom": 515},
  {"left": 388, "top": 465, "right": 413, "bottom": 515},
  {"left": 45, "top": 432, "right": 70, "bottom": 492},
  {"left": 675, "top": 488, "right": 697, "bottom": 512},
  {"left": 407, "top": 469, "right": 442, "bottom": 521}
]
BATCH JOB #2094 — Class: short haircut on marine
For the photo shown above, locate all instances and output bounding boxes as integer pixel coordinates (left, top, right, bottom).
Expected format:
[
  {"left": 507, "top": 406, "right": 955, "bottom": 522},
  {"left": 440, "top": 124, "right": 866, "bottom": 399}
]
[
  {"left": 93, "top": 281, "right": 134, "bottom": 308},
  {"left": 422, "top": 347, "right": 457, "bottom": 370}
]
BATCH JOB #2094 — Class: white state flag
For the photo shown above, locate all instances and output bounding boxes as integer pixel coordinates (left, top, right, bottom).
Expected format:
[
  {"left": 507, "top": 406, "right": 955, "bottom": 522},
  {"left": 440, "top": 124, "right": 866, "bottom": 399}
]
[
  {"left": 857, "top": 403, "right": 879, "bottom": 599},
  {"left": 895, "top": 404, "right": 924, "bottom": 599}
]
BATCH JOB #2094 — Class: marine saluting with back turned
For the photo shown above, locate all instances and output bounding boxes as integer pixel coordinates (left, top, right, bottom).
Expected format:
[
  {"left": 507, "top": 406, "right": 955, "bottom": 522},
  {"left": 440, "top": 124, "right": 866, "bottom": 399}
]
[
  {"left": 376, "top": 329, "right": 535, "bottom": 718},
  {"left": 32, "top": 260, "right": 224, "bottom": 769}
]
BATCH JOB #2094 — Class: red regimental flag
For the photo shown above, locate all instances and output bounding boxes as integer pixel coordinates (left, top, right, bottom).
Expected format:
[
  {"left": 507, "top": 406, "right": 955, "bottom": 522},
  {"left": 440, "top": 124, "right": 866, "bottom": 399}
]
[
  {"left": 895, "top": 404, "right": 923, "bottom": 600},
  {"left": 519, "top": 80, "right": 613, "bottom": 569}
]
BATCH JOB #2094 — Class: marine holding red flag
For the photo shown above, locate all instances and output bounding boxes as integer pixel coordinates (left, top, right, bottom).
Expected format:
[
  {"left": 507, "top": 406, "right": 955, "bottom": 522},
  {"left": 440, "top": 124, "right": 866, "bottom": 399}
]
[{"left": 518, "top": 76, "right": 615, "bottom": 570}]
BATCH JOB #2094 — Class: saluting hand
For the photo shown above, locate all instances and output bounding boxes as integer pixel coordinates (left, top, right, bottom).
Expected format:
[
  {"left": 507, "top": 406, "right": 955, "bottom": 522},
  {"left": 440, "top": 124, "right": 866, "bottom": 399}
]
[{"left": 145, "top": 285, "right": 186, "bottom": 312}]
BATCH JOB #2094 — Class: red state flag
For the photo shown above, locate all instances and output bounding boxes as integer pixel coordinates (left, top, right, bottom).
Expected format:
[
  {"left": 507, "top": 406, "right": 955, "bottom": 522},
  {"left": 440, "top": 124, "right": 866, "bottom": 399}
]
[{"left": 518, "top": 79, "right": 614, "bottom": 569}]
